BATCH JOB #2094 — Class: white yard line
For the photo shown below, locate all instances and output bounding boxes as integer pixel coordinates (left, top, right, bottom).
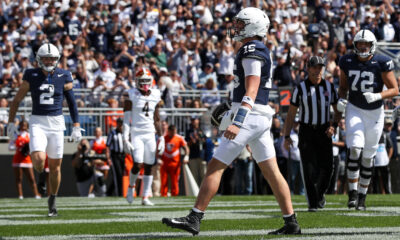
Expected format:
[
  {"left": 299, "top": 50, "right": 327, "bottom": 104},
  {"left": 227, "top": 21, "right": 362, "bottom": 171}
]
[{"left": 3, "top": 227, "right": 400, "bottom": 240}]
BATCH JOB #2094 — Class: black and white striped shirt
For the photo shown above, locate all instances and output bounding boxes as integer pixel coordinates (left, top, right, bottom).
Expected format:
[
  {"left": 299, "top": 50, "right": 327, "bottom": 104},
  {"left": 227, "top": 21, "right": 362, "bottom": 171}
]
[
  {"left": 290, "top": 78, "right": 338, "bottom": 125},
  {"left": 106, "top": 129, "right": 124, "bottom": 153}
]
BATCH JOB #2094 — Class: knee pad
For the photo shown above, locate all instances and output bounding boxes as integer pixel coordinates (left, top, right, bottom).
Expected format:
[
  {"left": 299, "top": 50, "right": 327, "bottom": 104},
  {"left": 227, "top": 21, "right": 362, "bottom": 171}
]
[
  {"left": 349, "top": 147, "right": 362, "bottom": 160},
  {"left": 359, "top": 157, "right": 373, "bottom": 186}
]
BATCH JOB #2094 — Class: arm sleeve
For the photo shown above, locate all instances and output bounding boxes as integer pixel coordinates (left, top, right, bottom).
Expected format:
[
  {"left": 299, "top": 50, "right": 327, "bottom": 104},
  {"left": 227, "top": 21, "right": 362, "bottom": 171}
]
[
  {"left": 242, "top": 58, "right": 262, "bottom": 77},
  {"left": 64, "top": 89, "right": 79, "bottom": 123}
]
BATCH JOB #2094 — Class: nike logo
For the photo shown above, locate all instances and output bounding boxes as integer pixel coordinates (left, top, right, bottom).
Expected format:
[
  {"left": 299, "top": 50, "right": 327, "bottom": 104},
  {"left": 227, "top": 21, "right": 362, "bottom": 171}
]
[
  {"left": 171, "top": 219, "right": 183, "bottom": 224},
  {"left": 57, "top": 74, "right": 64, "bottom": 77}
]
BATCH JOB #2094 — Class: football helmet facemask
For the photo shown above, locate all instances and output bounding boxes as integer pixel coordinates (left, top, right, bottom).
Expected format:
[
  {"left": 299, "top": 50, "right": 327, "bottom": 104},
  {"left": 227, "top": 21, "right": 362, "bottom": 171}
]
[
  {"left": 36, "top": 43, "right": 60, "bottom": 72},
  {"left": 353, "top": 29, "right": 376, "bottom": 58},
  {"left": 135, "top": 67, "right": 153, "bottom": 92},
  {"left": 232, "top": 7, "right": 270, "bottom": 42}
]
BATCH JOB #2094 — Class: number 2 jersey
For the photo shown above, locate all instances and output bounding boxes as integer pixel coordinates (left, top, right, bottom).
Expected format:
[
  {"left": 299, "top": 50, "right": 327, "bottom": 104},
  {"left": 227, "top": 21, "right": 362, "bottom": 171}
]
[
  {"left": 126, "top": 88, "right": 161, "bottom": 134},
  {"left": 233, "top": 40, "right": 273, "bottom": 105},
  {"left": 23, "top": 68, "right": 73, "bottom": 131},
  {"left": 339, "top": 53, "right": 394, "bottom": 110}
]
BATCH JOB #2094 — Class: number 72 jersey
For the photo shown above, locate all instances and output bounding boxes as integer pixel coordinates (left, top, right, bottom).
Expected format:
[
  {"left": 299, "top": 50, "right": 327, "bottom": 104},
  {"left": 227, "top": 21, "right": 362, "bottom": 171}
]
[
  {"left": 339, "top": 54, "right": 394, "bottom": 110},
  {"left": 126, "top": 88, "right": 161, "bottom": 133},
  {"left": 24, "top": 68, "right": 73, "bottom": 116}
]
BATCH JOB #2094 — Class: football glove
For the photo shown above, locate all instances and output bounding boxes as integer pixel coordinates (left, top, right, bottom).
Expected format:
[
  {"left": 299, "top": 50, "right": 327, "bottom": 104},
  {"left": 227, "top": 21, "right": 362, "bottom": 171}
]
[
  {"left": 124, "top": 140, "right": 134, "bottom": 155},
  {"left": 211, "top": 101, "right": 232, "bottom": 127},
  {"left": 336, "top": 98, "right": 347, "bottom": 113},
  {"left": 70, "top": 127, "right": 85, "bottom": 142},
  {"left": 7, "top": 123, "right": 18, "bottom": 141},
  {"left": 157, "top": 136, "right": 165, "bottom": 155},
  {"left": 363, "top": 92, "right": 382, "bottom": 104}
]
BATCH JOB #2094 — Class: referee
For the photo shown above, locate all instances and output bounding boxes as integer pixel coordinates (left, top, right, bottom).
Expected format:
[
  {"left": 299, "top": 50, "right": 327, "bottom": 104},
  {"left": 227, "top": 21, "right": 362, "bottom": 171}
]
[{"left": 283, "top": 56, "right": 341, "bottom": 212}]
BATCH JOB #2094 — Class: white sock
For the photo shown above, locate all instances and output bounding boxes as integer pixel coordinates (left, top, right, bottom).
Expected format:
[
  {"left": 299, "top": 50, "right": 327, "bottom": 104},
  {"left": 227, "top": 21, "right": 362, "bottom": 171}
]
[
  {"left": 192, "top": 207, "right": 204, "bottom": 213},
  {"left": 142, "top": 175, "right": 153, "bottom": 198},
  {"left": 348, "top": 182, "right": 358, "bottom": 191},
  {"left": 129, "top": 172, "right": 139, "bottom": 187},
  {"left": 358, "top": 187, "right": 368, "bottom": 195}
]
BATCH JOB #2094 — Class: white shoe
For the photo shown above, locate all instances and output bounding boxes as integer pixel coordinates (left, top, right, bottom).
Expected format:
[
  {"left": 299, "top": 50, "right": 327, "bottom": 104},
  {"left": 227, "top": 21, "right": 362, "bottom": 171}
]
[
  {"left": 126, "top": 187, "right": 135, "bottom": 204},
  {"left": 19, "top": 196, "right": 23, "bottom": 200},
  {"left": 142, "top": 198, "right": 154, "bottom": 206},
  {"left": 88, "top": 193, "right": 95, "bottom": 198},
  {"left": 35, "top": 195, "right": 41, "bottom": 199}
]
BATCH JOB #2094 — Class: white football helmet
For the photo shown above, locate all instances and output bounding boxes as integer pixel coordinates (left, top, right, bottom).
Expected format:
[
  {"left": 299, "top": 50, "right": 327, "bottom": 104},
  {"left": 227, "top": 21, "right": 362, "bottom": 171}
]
[
  {"left": 135, "top": 67, "right": 153, "bottom": 91},
  {"left": 353, "top": 29, "right": 376, "bottom": 58},
  {"left": 36, "top": 43, "right": 60, "bottom": 72},
  {"left": 232, "top": 7, "right": 270, "bottom": 42}
]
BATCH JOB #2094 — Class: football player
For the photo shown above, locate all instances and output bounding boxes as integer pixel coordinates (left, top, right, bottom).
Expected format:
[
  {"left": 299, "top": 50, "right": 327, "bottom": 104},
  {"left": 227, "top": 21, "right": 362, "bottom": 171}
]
[
  {"left": 8, "top": 43, "right": 83, "bottom": 217},
  {"left": 123, "top": 67, "right": 163, "bottom": 206},
  {"left": 337, "top": 29, "right": 398, "bottom": 210},
  {"left": 162, "top": 7, "right": 300, "bottom": 235}
]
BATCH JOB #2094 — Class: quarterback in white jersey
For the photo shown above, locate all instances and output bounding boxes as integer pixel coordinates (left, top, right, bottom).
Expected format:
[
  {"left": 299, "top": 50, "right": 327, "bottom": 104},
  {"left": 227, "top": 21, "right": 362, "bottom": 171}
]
[{"left": 123, "top": 68, "right": 163, "bottom": 206}]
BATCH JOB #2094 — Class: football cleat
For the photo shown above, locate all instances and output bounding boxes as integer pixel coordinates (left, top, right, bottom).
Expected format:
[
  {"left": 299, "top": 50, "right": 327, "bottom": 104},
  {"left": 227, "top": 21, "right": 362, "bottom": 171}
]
[
  {"left": 356, "top": 193, "right": 367, "bottom": 211},
  {"left": 268, "top": 214, "right": 301, "bottom": 235},
  {"left": 317, "top": 195, "right": 326, "bottom": 209},
  {"left": 126, "top": 187, "right": 135, "bottom": 204},
  {"left": 348, "top": 190, "right": 358, "bottom": 208},
  {"left": 48, "top": 209, "right": 58, "bottom": 217},
  {"left": 142, "top": 198, "right": 154, "bottom": 206},
  {"left": 162, "top": 210, "right": 204, "bottom": 236}
]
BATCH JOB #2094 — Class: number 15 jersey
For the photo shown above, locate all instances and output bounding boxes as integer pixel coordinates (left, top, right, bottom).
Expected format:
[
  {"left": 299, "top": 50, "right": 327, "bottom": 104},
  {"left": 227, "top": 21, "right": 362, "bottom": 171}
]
[
  {"left": 126, "top": 88, "right": 161, "bottom": 134},
  {"left": 339, "top": 53, "right": 394, "bottom": 110}
]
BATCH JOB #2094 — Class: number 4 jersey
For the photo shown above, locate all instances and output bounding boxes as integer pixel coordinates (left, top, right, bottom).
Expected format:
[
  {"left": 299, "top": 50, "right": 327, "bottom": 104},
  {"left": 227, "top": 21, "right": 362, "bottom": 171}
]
[
  {"left": 126, "top": 88, "right": 161, "bottom": 134},
  {"left": 339, "top": 53, "right": 394, "bottom": 110}
]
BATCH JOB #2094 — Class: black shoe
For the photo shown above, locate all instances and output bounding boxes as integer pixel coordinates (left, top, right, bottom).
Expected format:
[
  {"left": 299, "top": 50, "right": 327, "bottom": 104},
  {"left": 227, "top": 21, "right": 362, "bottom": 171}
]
[
  {"left": 48, "top": 195, "right": 57, "bottom": 217},
  {"left": 268, "top": 214, "right": 301, "bottom": 235},
  {"left": 162, "top": 210, "right": 204, "bottom": 236},
  {"left": 356, "top": 193, "right": 367, "bottom": 211},
  {"left": 48, "top": 208, "right": 58, "bottom": 217},
  {"left": 348, "top": 190, "right": 358, "bottom": 208},
  {"left": 317, "top": 195, "right": 326, "bottom": 209}
]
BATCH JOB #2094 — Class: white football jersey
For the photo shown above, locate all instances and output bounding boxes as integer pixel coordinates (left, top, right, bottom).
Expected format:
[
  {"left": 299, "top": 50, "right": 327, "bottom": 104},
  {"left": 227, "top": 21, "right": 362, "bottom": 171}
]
[{"left": 127, "top": 88, "right": 161, "bottom": 133}]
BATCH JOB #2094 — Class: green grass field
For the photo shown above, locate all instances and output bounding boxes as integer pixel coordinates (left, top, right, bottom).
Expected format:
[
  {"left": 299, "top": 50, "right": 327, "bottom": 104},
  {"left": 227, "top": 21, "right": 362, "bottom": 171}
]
[{"left": 1, "top": 194, "right": 400, "bottom": 239}]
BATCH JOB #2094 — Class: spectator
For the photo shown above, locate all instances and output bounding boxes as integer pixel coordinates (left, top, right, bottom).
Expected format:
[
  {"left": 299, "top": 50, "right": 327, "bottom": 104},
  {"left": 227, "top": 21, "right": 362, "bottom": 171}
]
[
  {"left": 372, "top": 118, "right": 394, "bottom": 194},
  {"left": 201, "top": 78, "right": 221, "bottom": 108},
  {"left": 104, "top": 98, "right": 123, "bottom": 134},
  {"left": 197, "top": 62, "right": 217, "bottom": 89},
  {"left": 90, "top": 127, "right": 109, "bottom": 181},
  {"left": 234, "top": 145, "right": 254, "bottom": 195},
  {"left": 93, "top": 60, "right": 116, "bottom": 89},
  {"left": 0, "top": 97, "right": 8, "bottom": 136},
  {"left": 185, "top": 117, "right": 206, "bottom": 186}
]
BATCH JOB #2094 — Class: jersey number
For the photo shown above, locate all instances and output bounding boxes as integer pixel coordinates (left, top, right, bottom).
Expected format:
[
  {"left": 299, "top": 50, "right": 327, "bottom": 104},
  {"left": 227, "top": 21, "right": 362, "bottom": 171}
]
[
  {"left": 39, "top": 84, "right": 55, "bottom": 105},
  {"left": 349, "top": 70, "right": 374, "bottom": 93},
  {"left": 142, "top": 102, "right": 149, "bottom": 117},
  {"left": 243, "top": 44, "right": 256, "bottom": 54}
]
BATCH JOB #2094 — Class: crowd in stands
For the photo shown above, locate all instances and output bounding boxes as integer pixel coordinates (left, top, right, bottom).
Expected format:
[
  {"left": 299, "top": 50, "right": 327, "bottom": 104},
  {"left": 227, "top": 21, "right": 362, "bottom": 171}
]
[{"left": 2, "top": 0, "right": 400, "bottom": 196}]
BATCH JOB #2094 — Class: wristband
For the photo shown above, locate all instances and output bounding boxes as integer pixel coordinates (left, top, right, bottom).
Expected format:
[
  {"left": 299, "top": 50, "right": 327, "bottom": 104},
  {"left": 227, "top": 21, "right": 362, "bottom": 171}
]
[
  {"left": 232, "top": 106, "right": 250, "bottom": 128},
  {"left": 241, "top": 96, "right": 254, "bottom": 108}
]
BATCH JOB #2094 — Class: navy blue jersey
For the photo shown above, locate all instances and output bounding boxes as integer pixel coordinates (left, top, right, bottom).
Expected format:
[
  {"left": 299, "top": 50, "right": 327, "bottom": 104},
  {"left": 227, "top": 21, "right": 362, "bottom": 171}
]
[
  {"left": 23, "top": 68, "right": 73, "bottom": 116},
  {"left": 64, "top": 19, "right": 82, "bottom": 41},
  {"left": 233, "top": 40, "right": 272, "bottom": 105},
  {"left": 339, "top": 53, "right": 394, "bottom": 110}
]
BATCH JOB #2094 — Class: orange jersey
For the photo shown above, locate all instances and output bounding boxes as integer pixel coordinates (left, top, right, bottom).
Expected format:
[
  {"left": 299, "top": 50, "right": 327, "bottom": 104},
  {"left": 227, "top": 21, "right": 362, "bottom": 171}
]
[
  {"left": 105, "top": 110, "right": 123, "bottom": 134},
  {"left": 12, "top": 131, "right": 32, "bottom": 168},
  {"left": 162, "top": 134, "right": 187, "bottom": 165},
  {"left": 91, "top": 137, "right": 107, "bottom": 154}
]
